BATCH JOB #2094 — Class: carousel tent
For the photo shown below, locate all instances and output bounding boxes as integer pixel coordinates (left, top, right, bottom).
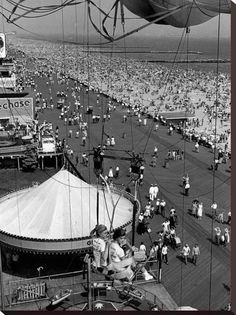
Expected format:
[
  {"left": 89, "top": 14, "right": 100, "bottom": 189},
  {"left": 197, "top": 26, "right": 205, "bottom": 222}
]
[{"left": 0, "top": 169, "right": 135, "bottom": 253}]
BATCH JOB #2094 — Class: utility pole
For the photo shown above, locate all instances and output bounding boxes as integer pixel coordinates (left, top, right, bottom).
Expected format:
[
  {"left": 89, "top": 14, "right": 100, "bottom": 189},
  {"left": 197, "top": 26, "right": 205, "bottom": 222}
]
[
  {"left": 84, "top": 254, "right": 92, "bottom": 310},
  {"left": 157, "top": 250, "right": 162, "bottom": 283},
  {"left": 87, "top": 258, "right": 92, "bottom": 310},
  {"left": 96, "top": 177, "right": 99, "bottom": 225},
  {"left": 131, "top": 180, "right": 138, "bottom": 246},
  {"left": 0, "top": 246, "right": 5, "bottom": 310}
]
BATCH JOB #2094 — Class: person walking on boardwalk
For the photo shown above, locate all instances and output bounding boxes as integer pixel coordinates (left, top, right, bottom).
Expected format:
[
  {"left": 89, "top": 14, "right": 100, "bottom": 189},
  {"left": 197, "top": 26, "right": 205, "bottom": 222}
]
[
  {"left": 140, "top": 164, "right": 145, "bottom": 175},
  {"left": 161, "top": 244, "right": 168, "bottom": 264},
  {"left": 137, "top": 213, "right": 144, "bottom": 235},
  {"left": 191, "top": 244, "right": 200, "bottom": 265},
  {"left": 169, "top": 227, "right": 176, "bottom": 248},
  {"left": 162, "top": 219, "right": 170, "bottom": 236},
  {"left": 114, "top": 166, "right": 120, "bottom": 178},
  {"left": 217, "top": 212, "right": 224, "bottom": 224},
  {"left": 153, "top": 146, "right": 158, "bottom": 157},
  {"left": 153, "top": 184, "right": 159, "bottom": 200},
  {"left": 160, "top": 199, "right": 166, "bottom": 218},
  {"left": 82, "top": 152, "right": 88, "bottom": 166},
  {"left": 182, "top": 174, "right": 189, "bottom": 187},
  {"left": 151, "top": 155, "right": 157, "bottom": 167},
  {"left": 156, "top": 198, "right": 160, "bottom": 215},
  {"left": 214, "top": 227, "right": 221, "bottom": 245},
  {"left": 182, "top": 244, "right": 191, "bottom": 265},
  {"left": 184, "top": 182, "right": 190, "bottom": 196},
  {"left": 169, "top": 213, "right": 176, "bottom": 229},
  {"left": 226, "top": 211, "right": 231, "bottom": 225},
  {"left": 224, "top": 228, "right": 230, "bottom": 245},
  {"left": 111, "top": 136, "right": 115, "bottom": 146},
  {"left": 108, "top": 166, "right": 114, "bottom": 180},
  {"left": 144, "top": 201, "right": 152, "bottom": 218},
  {"left": 194, "top": 141, "right": 199, "bottom": 153},
  {"left": 138, "top": 173, "right": 144, "bottom": 186},
  {"left": 155, "top": 123, "right": 159, "bottom": 131},
  {"left": 196, "top": 202, "right": 203, "bottom": 219},
  {"left": 149, "top": 241, "right": 159, "bottom": 265},
  {"left": 211, "top": 202, "right": 218, "bottom": 218},
  {"left": 82, "top": 135, "right": 86, "bottom": 146},
  {"left": 149, "top": 184, "right": 155, "bottom": 201}
]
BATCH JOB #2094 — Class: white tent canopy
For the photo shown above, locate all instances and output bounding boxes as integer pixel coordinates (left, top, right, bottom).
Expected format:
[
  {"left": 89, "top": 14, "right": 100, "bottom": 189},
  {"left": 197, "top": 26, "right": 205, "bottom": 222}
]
[{"left": 0, "top": 169, "right": 133, "bottom": 240}]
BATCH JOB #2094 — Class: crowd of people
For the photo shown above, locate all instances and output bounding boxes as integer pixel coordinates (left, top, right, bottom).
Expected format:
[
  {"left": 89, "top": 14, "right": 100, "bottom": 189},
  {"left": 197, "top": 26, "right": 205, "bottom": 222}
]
[
  {"left": 10, "top": 36, "right": 231, "bottom": 156},
  {"left": 5, "top": 38, "right": 230, "bottom": 298},
  {"left": 90, "top": 221, "right": 203, "bottom": 285},
  {"left": 90, "top": 224, "right": 154, "bottom": 282}
]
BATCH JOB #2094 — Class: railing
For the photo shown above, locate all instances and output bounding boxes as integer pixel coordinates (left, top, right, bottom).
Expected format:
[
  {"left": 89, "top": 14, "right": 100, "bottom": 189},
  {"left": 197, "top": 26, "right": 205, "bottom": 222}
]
[
  {"left": 7, "top": 270, "right": 85, "bottom": 307},
  {"left": 6, "top": 266, "right": 166, "bottom": 309},
  {"left": 0, "top": 145, "right": 26, "bottom": 155}
]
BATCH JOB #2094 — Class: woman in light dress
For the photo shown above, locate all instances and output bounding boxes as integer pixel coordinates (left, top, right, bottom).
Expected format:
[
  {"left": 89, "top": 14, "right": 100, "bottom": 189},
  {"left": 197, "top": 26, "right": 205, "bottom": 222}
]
[{"left": 196, "top": 202, "right": 203, "bottom": 219}]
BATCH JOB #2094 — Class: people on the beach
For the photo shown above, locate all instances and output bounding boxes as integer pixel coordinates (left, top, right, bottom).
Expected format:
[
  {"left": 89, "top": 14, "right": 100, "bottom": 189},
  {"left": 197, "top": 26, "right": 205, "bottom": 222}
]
[{"left": 8, "top": 37, "right": 231, "bottom": 289}]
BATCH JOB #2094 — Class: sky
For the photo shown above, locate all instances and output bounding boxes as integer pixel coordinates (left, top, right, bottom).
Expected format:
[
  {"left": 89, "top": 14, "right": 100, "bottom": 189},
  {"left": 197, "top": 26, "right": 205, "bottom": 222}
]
[{"left": 0, "top": 0, "right": 231, "bottom": 42}]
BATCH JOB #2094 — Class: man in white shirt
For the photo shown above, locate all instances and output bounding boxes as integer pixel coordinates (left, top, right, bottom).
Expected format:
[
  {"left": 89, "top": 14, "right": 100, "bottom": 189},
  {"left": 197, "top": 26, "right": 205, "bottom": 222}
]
[
  {"left": 153, "top": 184, "right": 159, "bottom": 199},
  {"left": 182, "top": 244, "right": 191, "bottom": 264},
  {"left": 211, "top": 202, "right": 218, "bottom": 217},
  {"left": 153, "top": 146, "right": 158, "bottom": 157},
  {"left": 160, "top": 200, "right": 166, "bottom": 218},
  {"left": 195, "top": 141, "right": 199, "bottom": 152},
  {"left": 162, "top": 219, "right": 170, "bottom": 235},
  {"left": 149, "top": 184, "right": 155, "bottom": 201},
  {"left": 161, "top": 244, "right": 168, "bottom": 264}
]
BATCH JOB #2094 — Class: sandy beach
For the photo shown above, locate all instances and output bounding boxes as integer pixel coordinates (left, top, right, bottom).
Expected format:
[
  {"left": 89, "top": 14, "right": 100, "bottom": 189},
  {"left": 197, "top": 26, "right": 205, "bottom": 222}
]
[{"left": 10, "top": 37, "right": 231, "bottom": 153}]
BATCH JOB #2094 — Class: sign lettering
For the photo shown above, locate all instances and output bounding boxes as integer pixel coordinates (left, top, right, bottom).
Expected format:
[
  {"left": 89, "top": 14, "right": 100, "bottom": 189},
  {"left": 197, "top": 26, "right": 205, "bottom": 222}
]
[{"left": 0, "top": 98, "right": 34, "bottom": 121}]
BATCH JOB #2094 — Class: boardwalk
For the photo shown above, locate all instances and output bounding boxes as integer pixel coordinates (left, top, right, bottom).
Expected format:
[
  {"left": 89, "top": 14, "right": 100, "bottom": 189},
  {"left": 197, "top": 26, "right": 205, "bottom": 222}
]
[
  {"left": 0, "top": 72, "right": 230, "bottom": 310},
  {"left": 32, "top": 74, "right": 230, "bottom": 310}
]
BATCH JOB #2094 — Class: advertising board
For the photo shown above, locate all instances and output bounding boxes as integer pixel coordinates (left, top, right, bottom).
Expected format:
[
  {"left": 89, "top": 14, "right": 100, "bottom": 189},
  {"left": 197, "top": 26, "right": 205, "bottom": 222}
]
[
  {"left": 0, "top": 74, "right": 16, "bottom": 88},
  {"left": 0, "top": 98, "right": 34, "bottom": 121}
]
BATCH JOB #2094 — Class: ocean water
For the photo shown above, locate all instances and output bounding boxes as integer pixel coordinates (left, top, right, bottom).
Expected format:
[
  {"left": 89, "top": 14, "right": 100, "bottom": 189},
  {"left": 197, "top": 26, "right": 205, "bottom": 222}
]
[
  {"left": 86, "top": 35, "right": 231, "bottom": 74},
  {"left": 22, "top": 33, "right": 230, "bottom": 74}
]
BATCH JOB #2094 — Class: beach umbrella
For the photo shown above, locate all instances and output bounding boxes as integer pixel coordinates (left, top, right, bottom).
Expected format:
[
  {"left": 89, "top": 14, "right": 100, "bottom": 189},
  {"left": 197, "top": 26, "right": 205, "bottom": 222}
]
[{"left": 122, "top": 0, "right": 230, "bottom": 28}]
